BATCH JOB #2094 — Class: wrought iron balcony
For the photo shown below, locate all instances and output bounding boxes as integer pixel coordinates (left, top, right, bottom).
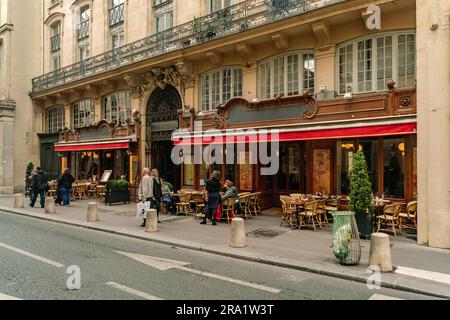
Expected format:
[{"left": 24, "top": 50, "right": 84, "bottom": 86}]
[
  {"left": 51, "top": 35, "right": 61, "bottom": 52},
  {"left": 32, "top": 0, "right": 346, "bottom": 93},
  {"left": 109, "top": 3, "right": 125, "bottom": 27},
  {"left": 77, "top": 20, "right": 89, "bottom": 40}
]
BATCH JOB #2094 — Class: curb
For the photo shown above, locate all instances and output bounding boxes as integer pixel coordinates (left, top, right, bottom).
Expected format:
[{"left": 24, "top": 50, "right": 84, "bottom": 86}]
[{"left": 0, "top": 205, "right": 448, "bottom": 300}]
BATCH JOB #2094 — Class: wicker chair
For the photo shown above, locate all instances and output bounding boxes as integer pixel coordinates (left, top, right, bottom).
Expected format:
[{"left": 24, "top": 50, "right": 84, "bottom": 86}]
[
  {"left": 221, "top": 198, "right": 236, "bottom": 224},
  {"left": 238, "top": 194, "right": 251, "bottom": 219},
  {"left": 290, "top": 193, "right": 305, "bottom": 200},
  {"left": 376, "top": 203, "right": 403, "bottom": 237},
  {"left": 317, "top": 199, "right": 329, "bottom": 225},
  {"left": 176, "top": 193, "right": 193, "bottom": 216},
  {"left": 280, "top": 195, "right": 296, "bottom": 228},
  {"left": 299, "top": 201, "right": 321, "bottom": 231},
  {"left": 399, "top": 201, "right": 418, "bottom": 230},
  {"left": 191, "top": 192, "right": 205, "bottom": 219}
]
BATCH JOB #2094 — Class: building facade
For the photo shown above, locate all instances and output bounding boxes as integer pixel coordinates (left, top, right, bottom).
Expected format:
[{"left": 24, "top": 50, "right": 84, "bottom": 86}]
[{"left": 25, "top": 0, "right": 450, "bottom": 248}]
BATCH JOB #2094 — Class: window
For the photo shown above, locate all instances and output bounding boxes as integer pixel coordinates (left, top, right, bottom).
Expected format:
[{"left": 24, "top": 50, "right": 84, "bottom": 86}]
[
  {"left": 209, "top": 0, "right": 234, "bottom": 13},
  {"left": 47, "top": 105, "right": 65, "bottom": 133},
  {"left": 383, "top": 137, "right": 405, "bottom": 198},
  {"left": 77, "top": 6, "right": 90, "bottom": 61},
  {"left": 200, "top": 66, "right": 242, "bottom": 111},
  {"left": 276, "top": 143, "right": 305, "bottom": 191},
  {"left": 109, "top": 0, "right": 125, "bottom": 27},
  {"left": 103, "top": 91, "right": 131, "bottom": 124},
  {"left": 73, "top": 99, "right": 95, "bottom": 128},
  {"left": 154, "top": 0, "right": 173, "bottom": 33},
  {"left": 337, "top": 31, "right": 416, "bottom": 94},
  {"left": 50, "top": 22, "right": 61, "bottom": 71},
  {"left": 111, "top": 30, "right": 124, "bottom": 49},
  {"left": 259, "top": 51, "right": 315, "bottom": 99}
]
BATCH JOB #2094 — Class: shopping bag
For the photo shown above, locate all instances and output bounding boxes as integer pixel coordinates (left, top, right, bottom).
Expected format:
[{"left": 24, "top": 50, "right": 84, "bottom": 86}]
[{"left": 136, "top": 201, "right": 150, "bottom": 219}]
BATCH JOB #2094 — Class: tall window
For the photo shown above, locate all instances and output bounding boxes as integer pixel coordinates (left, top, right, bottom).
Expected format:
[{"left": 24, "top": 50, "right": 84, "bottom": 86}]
[
  {"left": 201, "top": 66, "right": 242, "bottom": 111},
  {"left": 77, "top": 6, "right": 90, "bottom": 61},
  {"left": 209, "top": 0, "right": 234, "bottom": 13},
  {"left": 73, "top": 99, "right": 95, "bottom": 128},
  {"left": 50, "top": 22, "right": 61, "bottom": 71},
  {"left": 154, "top": 0, "right": 173, "bottom": 33},
  {"left": 104, "top": 91, "right": 131, "bottom": 124},
  {"left": 337, "top": 31, "right": 416, "bottom": 94},
  {"left": 259, "top": 51, "right": 315, "bottom": 99},
  {"left": 47, "top": 105, "right": 65, "bottom": 133},
  {"left": 110, "top": 0, "right": 125, "bottom": 49}
]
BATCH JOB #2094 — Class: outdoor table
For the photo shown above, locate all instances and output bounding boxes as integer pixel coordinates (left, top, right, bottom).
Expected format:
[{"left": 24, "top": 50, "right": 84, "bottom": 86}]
[{"left": 288, "top": 199, "right": 307, "bottom": 229}]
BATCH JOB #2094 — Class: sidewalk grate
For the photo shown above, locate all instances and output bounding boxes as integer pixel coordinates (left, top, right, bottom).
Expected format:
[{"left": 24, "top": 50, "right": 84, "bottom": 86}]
[{"left": 246, "top": 228, "right": 286, "bottom": 240}]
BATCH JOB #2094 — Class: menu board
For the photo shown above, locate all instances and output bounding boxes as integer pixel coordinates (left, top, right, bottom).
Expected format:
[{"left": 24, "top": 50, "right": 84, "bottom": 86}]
[{"left": 100, "top": 170, "right": 113, "bottom": 183}]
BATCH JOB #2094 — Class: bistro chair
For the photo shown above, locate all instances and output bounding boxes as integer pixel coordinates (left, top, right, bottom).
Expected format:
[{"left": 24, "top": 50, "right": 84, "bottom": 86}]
[
  {"left": 191, "top": 192, "right": 205, "bottom": 219},
  {"left": 248, "top": 193, "right": 261, "bottom": 217},
  {"left": 95, "top": 185, "right": 106, "bottom": 203},
  {"left": 254, "top": 192, "right": 262, "bottom": 215},
  {"left": 324, "top": 196, "right": 342, "bottom": 222},
  {"left": 280, "top": 195, "right": 296, "bottom": 228},
  {"left": 317, "top": 199, "right": 329, "bottom": 225},
  {"left": 238, "top": 194, "right": 251, "bottom": 220},
  {"left": 399, "top": 201, "right": 418, "bottom": 230},
  {"left": 299, "top": 201, "right": 321, "bottom": 231},
  {"left": 86, "top": 183, "right": 97, "bottom": 198},
  {"left": 222, "top": 198, "right": 236, "bottom": 224},
  {"left": 290, "top": 193, "right": 305, "bottom": 200},
  {"left": 47, "top": 181, "right": 57, "bottom": 198},
  {"left": 176, "top": 193, "right": 193, "bottom": 216},
  {"left": 376, "top": 203, "right": 403, "bottom": 237}
]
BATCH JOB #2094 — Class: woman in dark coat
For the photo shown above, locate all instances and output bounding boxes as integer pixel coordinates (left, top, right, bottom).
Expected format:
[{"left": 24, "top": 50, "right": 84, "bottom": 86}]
[{"left": 201, "top": 170, "right": 222, "bottom": 226}]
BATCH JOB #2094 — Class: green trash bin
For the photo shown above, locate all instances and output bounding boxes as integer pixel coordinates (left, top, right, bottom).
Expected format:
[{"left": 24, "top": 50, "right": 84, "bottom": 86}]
[{"left": 331, "top": 211, "right": 361, "bottom": 265}]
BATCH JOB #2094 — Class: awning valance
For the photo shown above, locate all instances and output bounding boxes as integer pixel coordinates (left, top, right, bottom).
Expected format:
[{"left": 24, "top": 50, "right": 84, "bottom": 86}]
[
  {"left": 173, "top": 123, "right": 417, "bottom": 146},
  {"left": 54, "top": 140, "right": 130, "bottom": 152}
]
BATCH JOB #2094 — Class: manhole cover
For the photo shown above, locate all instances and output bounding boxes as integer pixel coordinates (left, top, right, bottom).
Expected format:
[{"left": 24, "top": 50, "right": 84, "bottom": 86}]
[{"left": 246, "top": 228, "right": 286, "bottom": 239}]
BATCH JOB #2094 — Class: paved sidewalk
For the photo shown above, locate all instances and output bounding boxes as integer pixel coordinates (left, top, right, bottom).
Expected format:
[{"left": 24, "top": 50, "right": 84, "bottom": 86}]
[{"left": 0, "top": 195, "right": 449, "bottom": 299}]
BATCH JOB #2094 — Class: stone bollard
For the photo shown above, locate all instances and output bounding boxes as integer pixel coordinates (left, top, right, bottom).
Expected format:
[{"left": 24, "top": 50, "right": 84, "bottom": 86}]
[
  {"left": 44, "top": 197, "right": 56, "bottom": 214},
  {"left": 86, "top": 202, "right": 99, "bottom": 222},
  {"left": 229, "top": 218, "right": 246, "bottom": 248},
  {"left": 369, "top": 233, "right": 393, "bottom": 272},
  {"left": 14, "top": 194, "right": 24, "bottom": 208},
  {"left": 145, "top": 209, "right": 158, "bottom": 233}
]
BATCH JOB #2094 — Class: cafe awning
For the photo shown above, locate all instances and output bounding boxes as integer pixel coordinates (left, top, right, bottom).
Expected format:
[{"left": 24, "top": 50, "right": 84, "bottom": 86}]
[
  {"left": 173, "top": 120, "right": 417, "bottom": 145},
  {"left": 54, "top": 140, "right": 130, "bottom": 152}
]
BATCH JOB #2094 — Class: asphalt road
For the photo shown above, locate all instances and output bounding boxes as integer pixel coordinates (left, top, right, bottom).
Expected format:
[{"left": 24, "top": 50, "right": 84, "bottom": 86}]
[{"left": 0, "top": 210, "right": 438, "bottom": 300}]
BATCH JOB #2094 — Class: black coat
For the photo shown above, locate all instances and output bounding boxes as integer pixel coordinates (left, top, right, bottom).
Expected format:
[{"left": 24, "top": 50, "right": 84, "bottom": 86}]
[{"left": 58, "top": 173, "right": 75, "bottom": 189}]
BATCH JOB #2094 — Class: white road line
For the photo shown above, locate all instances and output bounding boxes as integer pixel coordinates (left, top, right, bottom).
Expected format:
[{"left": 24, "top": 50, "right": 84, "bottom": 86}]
[
  {"left": 176, "top": 266, "right": 281, "bottom": 294},
  {"left": 395, "top": 266, "right": 450, "bottom": 285},
  {"left": 106, "top": 282, "right": 163, "bottom": 300},
  {"left": 0, "top": 293, "right": 22, "bottom": 300},
  {"left": 369, "top": 294, "right": 402, "bottom": 300},
  {"left": 0, "top": 241, "right": 65, "bottom": 268}
]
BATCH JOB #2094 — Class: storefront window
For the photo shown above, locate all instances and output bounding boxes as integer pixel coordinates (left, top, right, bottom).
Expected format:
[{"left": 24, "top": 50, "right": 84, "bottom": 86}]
[
  {"left": 383, "top": 138, "right": 405, "bottom": 198},
  {"left": 183, "top": 154, "right": 194, "bottom": 186},
  {"left": 360, "top": 139, "right": 378, "bottom": 194},
  {"left": 340, "top": 141, "right": 355, "bottom": 194},
  {"left": 413, "top": 146, "right": 417, "bottom": 198},
  {"left": 276, "top": 143, "right": 302, "bottom": 191}
]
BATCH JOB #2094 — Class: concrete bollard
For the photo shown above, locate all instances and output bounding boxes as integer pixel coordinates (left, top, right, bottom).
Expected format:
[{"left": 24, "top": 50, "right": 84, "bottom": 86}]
[
  {"left": 86, "top": 202, "right": 98, "bottom": 222},
  {"left": 14, "top": 194, "right": 24, "bottom": 208},
  {"left": 229, "top": 218, "right": 246, "bottom": 248},
  {"left": 369, "top": 233, "right": 393, "bottom": 272},
  {"left": 44, "top": 197, "right": 56, "bottom": 214},
  {"left": 145, "top": 209, "right": 158, "bottom": 233}
]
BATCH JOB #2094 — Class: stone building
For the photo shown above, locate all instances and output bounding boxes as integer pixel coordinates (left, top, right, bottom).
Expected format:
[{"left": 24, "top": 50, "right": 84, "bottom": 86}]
[{"left": 0, "top": 0, "right": 445, "bottom": 248}]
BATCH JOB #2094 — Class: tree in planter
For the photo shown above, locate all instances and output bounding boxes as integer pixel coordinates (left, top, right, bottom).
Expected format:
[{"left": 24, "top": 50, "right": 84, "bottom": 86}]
[{"left": 349, "top": 151, "right": 374, "bottom": 239}]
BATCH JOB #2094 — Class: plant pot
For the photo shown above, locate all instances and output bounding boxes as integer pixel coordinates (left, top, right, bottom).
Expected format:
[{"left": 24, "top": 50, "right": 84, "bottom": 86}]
[
  {"left": 355, "top": 211, "right": 374, "bottom": 240},
  {"left": 105, "top": 190, "right": 130, "bottom": 205}
]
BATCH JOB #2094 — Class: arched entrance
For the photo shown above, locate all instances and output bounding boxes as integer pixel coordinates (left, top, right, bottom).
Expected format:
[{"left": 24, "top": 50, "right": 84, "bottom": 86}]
[{"left": 146, "top": 85, "right": 182, "bottom": 190}]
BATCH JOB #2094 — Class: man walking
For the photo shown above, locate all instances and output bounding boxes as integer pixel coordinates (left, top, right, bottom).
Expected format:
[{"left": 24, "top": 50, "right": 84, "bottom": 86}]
[
  {"left": 138, "top": 168, "right": 153, "bottom": 227},
  {"left": 29, "top": 167, "right": 48, "bottom": 209}
]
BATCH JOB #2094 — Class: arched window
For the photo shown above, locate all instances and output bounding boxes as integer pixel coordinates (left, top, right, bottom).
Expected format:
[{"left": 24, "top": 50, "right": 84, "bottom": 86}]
[
  {"left": 258, "top": 51, "right": 315, "bottom": 99},
  {"left": 200, "top": 66, "right": 242, "bottom": 111},
  {"left": 47, "top": 105, "right": 65, "bottom": 133},
  {"left": 50, "top": 21, "right": 61, "bottom": 71},
  {"left": 337, "top": 31, "right": 416, "bottom": 95},
  {"left": 73, "top": 99, "right": 95, "bottom": 128},
  {"left": 103, "top": 91, "right": 131, "bottom": 124}
]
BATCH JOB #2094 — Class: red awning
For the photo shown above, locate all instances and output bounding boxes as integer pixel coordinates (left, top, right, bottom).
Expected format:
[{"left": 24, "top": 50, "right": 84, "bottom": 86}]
[
  {"left": 54, "top": 141, "right": 130, "bottom": 152},
  {"left": 173, "top": 123, "right": 417, "bottom": 145}
]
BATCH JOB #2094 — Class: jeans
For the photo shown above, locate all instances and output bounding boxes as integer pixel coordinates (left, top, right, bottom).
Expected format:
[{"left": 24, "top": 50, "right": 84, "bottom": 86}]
[
  {"left": 162, "top": 195, "right": 175, "bottom": 213},
  {"left": 30, "top": 189, "right": 46, "bottom": 208},
  {"left": 61, "top": 187, "right": 71, "bottom": 206}
]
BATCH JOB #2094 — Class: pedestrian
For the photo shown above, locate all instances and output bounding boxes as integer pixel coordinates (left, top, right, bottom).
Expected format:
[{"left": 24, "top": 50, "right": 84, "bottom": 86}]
[
  {"left": 58, "top": 169, "right": 75, "bottom": 206},
  {"left": 29, "top": 167, "right": 48, "bottom": 209},
  {"left": 201, "top": 170, "right": 222, "bottom": 226},
  {"left": 138, "top": 168, "right": 153, "bottom": 227},
  {"left": 221, "top": 180, "right": 238, "bottom": 202},
  {"left": 151, "top": 169, "right": 162, "bottom": 223}
]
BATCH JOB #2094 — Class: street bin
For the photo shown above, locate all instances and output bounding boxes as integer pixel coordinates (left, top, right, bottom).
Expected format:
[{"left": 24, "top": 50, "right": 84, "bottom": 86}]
[{"left": 331, "top": 211, "right": 361, "bottom": 265}]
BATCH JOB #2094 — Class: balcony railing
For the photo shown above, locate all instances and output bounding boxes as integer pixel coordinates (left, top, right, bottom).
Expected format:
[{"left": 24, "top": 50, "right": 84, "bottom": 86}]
[
  {"left": 51, "top": 35, "right": 61, "bottom": 52},
  {"left": 109, "top": 3, "right": 125, "bottom": 27},
  {"left": 77, "top": 20, "right": 90, "bottom": 40},
  {"left": 32, "top": 0, "right": 346, "bottom": 93}
]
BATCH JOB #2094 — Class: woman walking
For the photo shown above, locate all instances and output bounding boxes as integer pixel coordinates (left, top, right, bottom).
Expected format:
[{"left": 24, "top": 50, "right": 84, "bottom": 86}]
[
  {"left": 58, "top": 169, "right": 75, "bottom": 206},
  {"left": 201, "top": 170, "right": 222, "bottom": 226}
]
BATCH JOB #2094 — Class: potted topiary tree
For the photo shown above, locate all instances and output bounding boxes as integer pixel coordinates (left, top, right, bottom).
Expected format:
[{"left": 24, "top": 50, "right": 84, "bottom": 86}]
[
  {"left": 349, "top": 151, "right": 374, "bottom": 240},
  {"left": 105, "top": 179, "right": 130, "bottom": 205}
]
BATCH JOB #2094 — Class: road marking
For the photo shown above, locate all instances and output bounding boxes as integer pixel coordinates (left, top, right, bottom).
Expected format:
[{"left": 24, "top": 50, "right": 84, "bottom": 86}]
[
  {"left": 106, "top": 282, "right": 163, "bottom": 300},
  {"left": 0, "top": 241, "right": 65, "bottom": 268},
  {"left": 395, "top": 266, "right": 450, "bottom": 285},
  {"left": 369, "top": 294, "right": 402, "bottom": 300},
  {"left": 0, "top": 293, "right": 22, "bottom": 300},
  {"left": 116, "top": 251, "right": 281, "bottom": 294}
]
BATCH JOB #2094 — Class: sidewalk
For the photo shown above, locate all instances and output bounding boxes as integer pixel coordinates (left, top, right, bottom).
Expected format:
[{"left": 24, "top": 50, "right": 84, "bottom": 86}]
[{"left": 0, "top": 195, "right": 449, "bottom": 299}]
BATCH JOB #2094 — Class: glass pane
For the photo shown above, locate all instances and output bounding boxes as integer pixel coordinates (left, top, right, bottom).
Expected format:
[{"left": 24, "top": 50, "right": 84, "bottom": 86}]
[
  {"left": 383, "top": 138, "right": 405, "bottom": 198},
  {"left": 183, "top": 154, "right": 194, "bottom": 186},
  {"left": 340, "top": 141, "right": 355, "bottom": 194},
  {"left": 359, "top": 139, "right": 378, "bottom": 193}
]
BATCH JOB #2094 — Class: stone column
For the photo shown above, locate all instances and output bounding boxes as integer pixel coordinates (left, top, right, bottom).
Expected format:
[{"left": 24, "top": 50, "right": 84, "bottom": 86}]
[
  {"left": 315, "top": 45, "right": 336, "bottom": 99},
  {"left": 0, "top": 99, "right": 15, "bottom": 194},
  {"left": 416, "top": 0, "right": 450, "bottom": 249}
]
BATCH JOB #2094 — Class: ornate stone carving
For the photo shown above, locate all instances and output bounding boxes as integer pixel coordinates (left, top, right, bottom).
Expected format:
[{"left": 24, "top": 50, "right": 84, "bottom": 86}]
[
  {"left": 399, "top": 96, "right": 412, "bottom": 108},
  {"left": 213, "top": 104, "right": 228, "bottom": 129}
]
